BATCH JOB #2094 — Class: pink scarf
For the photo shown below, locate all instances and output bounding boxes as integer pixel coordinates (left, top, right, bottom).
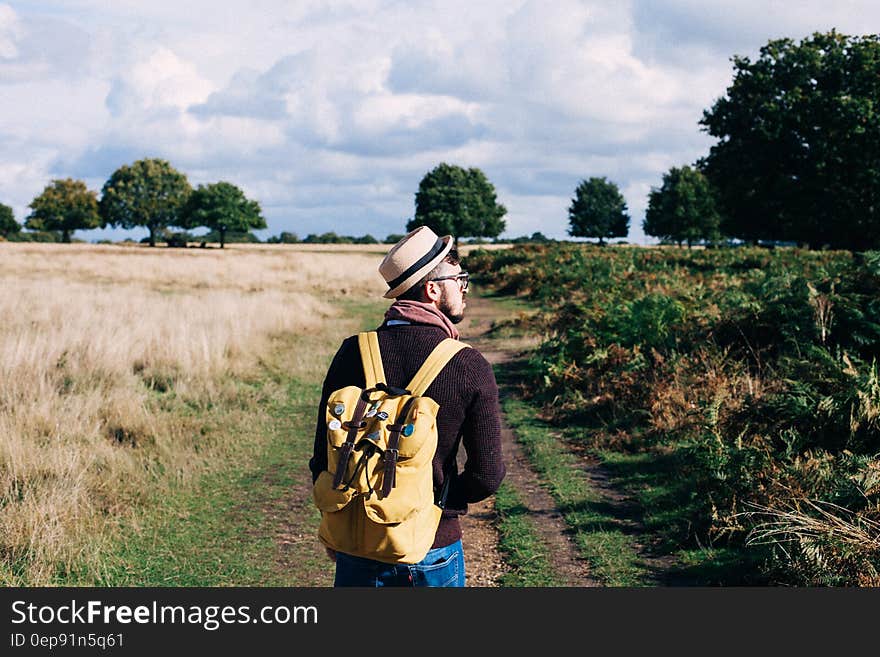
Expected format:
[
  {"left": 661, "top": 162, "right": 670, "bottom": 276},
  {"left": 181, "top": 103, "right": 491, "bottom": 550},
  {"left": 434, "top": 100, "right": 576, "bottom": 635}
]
[{"left": 383, "top": 300, "right": 460, "bottom": 340}]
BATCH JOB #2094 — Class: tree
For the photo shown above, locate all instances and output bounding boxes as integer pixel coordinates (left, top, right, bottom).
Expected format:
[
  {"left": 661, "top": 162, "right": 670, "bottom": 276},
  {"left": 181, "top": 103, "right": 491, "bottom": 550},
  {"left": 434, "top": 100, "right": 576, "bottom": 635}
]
[
  {"left": 700, "top": 31, "right": 880, "bottom": 250},
  {"left": 510, "top": 232, "right": 552, "bottom": 244},
  {"left": 180, "top": 181, "right": 266, "bottom": 248},
  {"left": 25, "top": 179, "right": 100, "bottom": 243},
  {"left": 100, "top": 158, "right": 191, "bottom": 247},
  {"left": 643, "top": 166, "right": 721, "bottom": 247},
  {"left": 0, "top": 202, "right": 19, "bottom": 237},
  {"left": 304, "top": 232, "right": 351, "bottom": 244},
  {"left": 407, "top": 163, "right": 506, "bottom": 246},
  {"left": 567, "top": 177, "right": 629, "bottom": 245},
  {"left": 266, "top": 231, "right": 299, "bottom": 244}
]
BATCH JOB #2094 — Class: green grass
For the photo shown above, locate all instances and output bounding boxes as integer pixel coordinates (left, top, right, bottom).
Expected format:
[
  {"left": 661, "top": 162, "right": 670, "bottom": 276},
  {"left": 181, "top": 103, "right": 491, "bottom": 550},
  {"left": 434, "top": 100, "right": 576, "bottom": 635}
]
[
  {"left": 494, "top": 483, "right": 561, "bottom": 586},
  {"left": 595, "top": 447, "right": 769, "bottom": 586},
  {"left": 593, "top": 449, "right": 695, "bottom": 548},
  {"left": 501, "top": 396, "right": 649, "bottom": 586},
  {"left": 95, "top": 374, "right": 325, "bottom": 586},
  {"left": 475, "top": 287, "right": 539, "bottom": 316}
]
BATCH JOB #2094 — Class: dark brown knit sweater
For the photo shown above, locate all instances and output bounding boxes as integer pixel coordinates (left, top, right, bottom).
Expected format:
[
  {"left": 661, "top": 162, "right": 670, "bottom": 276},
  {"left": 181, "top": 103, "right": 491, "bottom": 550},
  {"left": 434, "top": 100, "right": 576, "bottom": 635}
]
[{"left": 309, "top": 322, "right": 505, "bottom": 549}]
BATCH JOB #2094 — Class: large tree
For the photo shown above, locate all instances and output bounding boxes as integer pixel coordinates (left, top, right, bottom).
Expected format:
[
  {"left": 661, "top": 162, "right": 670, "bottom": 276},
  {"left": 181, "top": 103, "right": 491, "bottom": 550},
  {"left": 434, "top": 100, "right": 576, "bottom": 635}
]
[
  {"left": 567, "top": 177, "right": 629, "bottom": 245},
  {"left": 180, "top": 181, "right": 266, "bottom": 248},
  {"left": 700, "top": 30, "right": 880, "bottom": 250},
  {"left": 0, "top": 202, "right": 19, "bottom": 237},
  {"left": 643, "top": 166, "right": 721, "bottom": 247},
  {"left": 25, "top": 179, "right": 100, "bottom": 243},
  {"left": 100, "top": 158, "right": 191, "bottom": 247},
  {"left": 407, "top": 163, "right": 506, "bottom": 245}
]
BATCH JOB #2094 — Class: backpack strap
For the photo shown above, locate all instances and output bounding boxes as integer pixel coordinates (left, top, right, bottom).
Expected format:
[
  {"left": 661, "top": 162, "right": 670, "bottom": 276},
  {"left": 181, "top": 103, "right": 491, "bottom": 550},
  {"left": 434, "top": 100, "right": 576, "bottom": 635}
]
[
  {"left": 406, "top": 338, "right": 470, "bottom": 396},
  {"left": 410, "top": 339, "right": 469, "bottom": 505},
  {"left": 358, "top": 332, "right": 386, "bottom": 388},
  {"left": 331, "top": 332, "right": 385, "bottom": 491},
  {"left": 436, "top": 431, "right": 463, "bottom": 509},
  {"left": 379, "top": 339, "right": 469, "bottom": 499}
]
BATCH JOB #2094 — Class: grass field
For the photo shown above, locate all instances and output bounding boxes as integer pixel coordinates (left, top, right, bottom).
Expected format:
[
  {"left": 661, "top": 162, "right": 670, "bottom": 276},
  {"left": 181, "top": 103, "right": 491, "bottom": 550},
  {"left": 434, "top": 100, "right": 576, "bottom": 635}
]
[{"left": 0, "top": 242, "right": 388, "bottom": 584}]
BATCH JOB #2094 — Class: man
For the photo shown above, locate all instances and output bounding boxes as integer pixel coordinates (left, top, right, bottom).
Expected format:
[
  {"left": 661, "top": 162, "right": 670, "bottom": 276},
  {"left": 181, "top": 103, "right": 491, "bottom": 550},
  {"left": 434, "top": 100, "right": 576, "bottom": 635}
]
[{"left": 309, "top": 226, "right": 505, "bottom": 587}]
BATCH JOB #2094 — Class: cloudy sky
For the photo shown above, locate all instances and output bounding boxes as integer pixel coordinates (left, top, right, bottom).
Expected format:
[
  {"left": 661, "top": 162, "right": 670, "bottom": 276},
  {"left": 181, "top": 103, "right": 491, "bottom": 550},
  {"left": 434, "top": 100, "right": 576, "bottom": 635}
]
[{"left": 2, "top": 1, "right": 879, "bottom": 244}]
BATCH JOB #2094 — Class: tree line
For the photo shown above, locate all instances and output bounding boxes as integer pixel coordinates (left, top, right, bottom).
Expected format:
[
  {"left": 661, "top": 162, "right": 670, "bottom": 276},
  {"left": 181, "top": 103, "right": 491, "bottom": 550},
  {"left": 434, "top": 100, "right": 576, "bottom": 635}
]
[
  {"left": 0, "top": 159, "right": 265, "bottom": 248},
  {"left": 2, "top": 30, "right": 877, "bottom": 251}
]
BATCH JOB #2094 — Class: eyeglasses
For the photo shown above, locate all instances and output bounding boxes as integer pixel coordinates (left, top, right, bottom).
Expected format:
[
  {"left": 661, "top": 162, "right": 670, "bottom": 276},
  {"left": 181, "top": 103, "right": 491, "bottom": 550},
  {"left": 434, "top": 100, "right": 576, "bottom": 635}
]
[{"left": 429, "top": 271, "right": 469, "bottom": 292}]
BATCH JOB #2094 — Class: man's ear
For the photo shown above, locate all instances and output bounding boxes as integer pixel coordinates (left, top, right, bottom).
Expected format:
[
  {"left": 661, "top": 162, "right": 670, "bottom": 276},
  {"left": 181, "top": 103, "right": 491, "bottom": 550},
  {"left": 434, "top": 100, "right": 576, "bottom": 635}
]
[{"left": 424, "top": 281, "right": 442, "bottom": 303}]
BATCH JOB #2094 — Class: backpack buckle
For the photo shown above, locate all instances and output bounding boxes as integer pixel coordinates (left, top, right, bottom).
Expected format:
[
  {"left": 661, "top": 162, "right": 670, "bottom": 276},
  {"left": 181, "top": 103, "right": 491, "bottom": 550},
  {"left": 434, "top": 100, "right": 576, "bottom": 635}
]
[{"left": 378, "top": 382, "right": 410, "bottom": 396}]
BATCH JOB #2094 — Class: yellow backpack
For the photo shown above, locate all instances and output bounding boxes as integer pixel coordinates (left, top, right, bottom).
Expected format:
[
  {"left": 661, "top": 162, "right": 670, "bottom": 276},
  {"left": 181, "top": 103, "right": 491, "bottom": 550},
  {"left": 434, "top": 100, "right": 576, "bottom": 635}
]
[{"left": 312, "top": 331, "right": 468, "bottom": 564}]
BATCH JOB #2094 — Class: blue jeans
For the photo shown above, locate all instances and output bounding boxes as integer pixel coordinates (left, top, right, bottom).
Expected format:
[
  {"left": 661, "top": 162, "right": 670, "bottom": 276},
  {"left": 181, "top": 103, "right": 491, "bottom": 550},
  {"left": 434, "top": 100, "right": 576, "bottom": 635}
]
[{"left": 334, "top": 540, "right": 466, "bottom": 587}]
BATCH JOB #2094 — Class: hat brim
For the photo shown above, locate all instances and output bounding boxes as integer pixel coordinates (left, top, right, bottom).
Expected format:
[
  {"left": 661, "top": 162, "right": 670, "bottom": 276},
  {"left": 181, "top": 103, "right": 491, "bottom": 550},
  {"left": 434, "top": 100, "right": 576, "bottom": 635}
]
[{"left": 382, "top": 234, "right": 453, "bottom": 299}]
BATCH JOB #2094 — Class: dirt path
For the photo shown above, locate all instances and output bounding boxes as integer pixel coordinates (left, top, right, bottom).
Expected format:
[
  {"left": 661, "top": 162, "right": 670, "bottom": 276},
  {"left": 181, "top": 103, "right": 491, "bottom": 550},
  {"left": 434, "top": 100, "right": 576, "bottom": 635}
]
[{"left": 458, "top": 294, "right": 599, "bottom": 587}]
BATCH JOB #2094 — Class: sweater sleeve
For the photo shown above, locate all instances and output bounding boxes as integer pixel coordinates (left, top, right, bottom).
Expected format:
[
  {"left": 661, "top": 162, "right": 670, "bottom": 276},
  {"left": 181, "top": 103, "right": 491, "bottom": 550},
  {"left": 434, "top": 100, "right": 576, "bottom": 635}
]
[
  {"left": 308, "top": 337, "right": 360, "bottom": 483},
  {"left": 449, "top": 352, "right": 506, "bottom": 504}
]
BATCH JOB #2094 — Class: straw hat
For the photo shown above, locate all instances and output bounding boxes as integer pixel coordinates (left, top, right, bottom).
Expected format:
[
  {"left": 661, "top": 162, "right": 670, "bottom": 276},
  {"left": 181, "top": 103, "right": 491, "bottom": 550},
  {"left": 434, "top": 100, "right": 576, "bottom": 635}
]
[{"left": 378, "top": 226, "right": 453, "bottom": 299}]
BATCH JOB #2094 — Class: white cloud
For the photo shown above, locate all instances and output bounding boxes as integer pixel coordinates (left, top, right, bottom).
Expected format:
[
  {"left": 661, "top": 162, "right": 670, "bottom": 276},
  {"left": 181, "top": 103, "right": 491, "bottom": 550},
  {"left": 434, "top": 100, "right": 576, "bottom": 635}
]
[
  {"left": 3, "top": 1, "right": 880, "bottom": 242},
  {"left": 353, "top": 94, "right": 474, "bottom": 134},
  {"left": 503, "top": 1, "right": 686, "bottom": 126},
  {"left": 0, "top": 7, "right": 93, "bottom": 80},
  {"left": 0, "top": 147, "right": 60, "bottom": 221},
  {"left": 0, "top": 3, "right": 21, "bottom": 58},
  {"left": 106, "top": 47, "right": 215, "bottom": 116},
  {"left": 193, "top": 45, "right": 486, "bottom": 156},
  {"left": 388, "top": 27, "right": 507, "bottom": 100}
]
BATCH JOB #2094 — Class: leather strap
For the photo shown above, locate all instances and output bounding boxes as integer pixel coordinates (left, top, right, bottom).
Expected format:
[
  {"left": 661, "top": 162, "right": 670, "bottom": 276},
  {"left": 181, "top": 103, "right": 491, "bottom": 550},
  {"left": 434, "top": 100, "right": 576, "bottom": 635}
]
[
  {"left": 332, "top": 396, "right": 369, "bottom": 490},
  {"left": 381, "top": 397, "right": 417, "bottom": 497}
]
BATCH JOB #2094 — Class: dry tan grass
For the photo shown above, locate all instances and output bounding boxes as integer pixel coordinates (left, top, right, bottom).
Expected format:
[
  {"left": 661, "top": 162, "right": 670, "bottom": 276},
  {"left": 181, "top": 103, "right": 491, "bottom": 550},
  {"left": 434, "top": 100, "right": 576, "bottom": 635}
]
[
  {"left": 742, "top": 498, "right": 880, "bottom": 585},
  {"left": 0, "top": 242, "right": 388, "bottom": 296},
  {"left": 0, "top": 242, "right": 389, "bottom": 584}
]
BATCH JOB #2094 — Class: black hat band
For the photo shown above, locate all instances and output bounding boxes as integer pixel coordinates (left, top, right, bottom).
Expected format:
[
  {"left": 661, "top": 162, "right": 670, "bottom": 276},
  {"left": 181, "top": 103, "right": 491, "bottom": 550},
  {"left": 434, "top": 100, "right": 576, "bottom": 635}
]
[{"left": 387, "top": 237, "right": 446, "bottom": 290}]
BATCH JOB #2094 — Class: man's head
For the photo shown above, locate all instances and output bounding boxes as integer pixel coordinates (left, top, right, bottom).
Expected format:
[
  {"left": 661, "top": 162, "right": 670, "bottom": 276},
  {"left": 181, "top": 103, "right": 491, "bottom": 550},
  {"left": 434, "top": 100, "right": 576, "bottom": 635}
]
[{"left": 378, "top": 226, "right": 469, "bottom": 323}]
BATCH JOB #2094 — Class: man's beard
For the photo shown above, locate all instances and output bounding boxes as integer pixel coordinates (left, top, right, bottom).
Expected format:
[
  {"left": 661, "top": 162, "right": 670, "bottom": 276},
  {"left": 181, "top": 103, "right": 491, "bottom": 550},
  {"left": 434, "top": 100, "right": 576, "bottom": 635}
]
[{"left": 438, "top": 292, "right": 464, "bottom": 324}]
